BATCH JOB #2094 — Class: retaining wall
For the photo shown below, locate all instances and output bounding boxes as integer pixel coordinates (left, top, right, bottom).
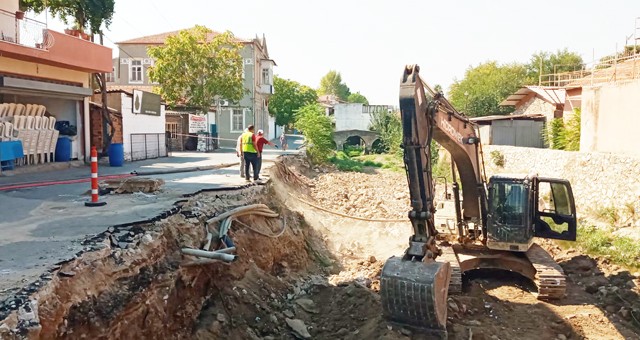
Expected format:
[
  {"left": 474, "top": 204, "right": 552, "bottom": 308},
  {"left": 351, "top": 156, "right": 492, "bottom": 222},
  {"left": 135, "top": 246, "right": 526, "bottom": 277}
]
[{"left": 481, "top": 145, "right": 640, "bottom": 227}]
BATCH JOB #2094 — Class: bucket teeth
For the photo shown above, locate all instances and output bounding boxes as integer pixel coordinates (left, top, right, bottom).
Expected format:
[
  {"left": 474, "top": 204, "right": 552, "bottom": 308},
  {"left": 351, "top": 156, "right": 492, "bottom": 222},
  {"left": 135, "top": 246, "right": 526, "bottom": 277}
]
[{"left": 380, "top": 257, "right": 451, "bottom": 338}]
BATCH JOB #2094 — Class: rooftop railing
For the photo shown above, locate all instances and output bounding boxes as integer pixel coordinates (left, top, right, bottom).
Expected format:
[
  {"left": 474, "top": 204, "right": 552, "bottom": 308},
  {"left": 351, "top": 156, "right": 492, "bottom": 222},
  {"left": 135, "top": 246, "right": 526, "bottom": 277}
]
[{"left": 0, "top": 9, "right": 51, "bottom": 49}]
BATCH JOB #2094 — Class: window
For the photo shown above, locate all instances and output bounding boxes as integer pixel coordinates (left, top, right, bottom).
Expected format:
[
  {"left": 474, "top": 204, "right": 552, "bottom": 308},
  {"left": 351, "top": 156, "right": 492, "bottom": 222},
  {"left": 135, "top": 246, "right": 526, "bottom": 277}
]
[
  {"left": 262, "top": 68, "right": 270, "bottom": 84},
  {"left": 231, "top": 109, "right": 244, "bottom": 132},
  {"left": 166, "top": 122, "right": 178, "bottom": 138},
  {"left": 129, "top": 59, "right": 143, "bottom": 83},
  {"left": 105, "top": 67, "right": 115, "bottom": 82}
]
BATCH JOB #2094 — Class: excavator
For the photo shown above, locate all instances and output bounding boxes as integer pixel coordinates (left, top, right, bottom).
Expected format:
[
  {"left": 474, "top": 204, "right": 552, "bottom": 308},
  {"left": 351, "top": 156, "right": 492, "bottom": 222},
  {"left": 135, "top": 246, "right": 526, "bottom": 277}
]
[{"left": 380, "top": 65, "right": 577, "bottom": 338}]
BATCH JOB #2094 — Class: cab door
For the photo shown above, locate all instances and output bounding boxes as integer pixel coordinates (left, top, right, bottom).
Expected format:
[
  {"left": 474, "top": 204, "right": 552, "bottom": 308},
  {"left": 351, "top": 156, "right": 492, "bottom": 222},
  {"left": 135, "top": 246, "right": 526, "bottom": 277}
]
[{"left": 533, "top": 178, "right": 577, "bottom": 241}]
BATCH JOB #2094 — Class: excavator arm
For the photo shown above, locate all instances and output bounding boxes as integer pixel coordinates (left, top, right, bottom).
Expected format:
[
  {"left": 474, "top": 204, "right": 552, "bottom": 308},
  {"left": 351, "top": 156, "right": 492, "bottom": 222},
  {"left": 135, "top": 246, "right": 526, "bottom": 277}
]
[
  {"left": 399, "top": 64, "right": 487, "bottom": 260},
  {"left": 381, "top": 65, "right": 487, "bottom": 336}
]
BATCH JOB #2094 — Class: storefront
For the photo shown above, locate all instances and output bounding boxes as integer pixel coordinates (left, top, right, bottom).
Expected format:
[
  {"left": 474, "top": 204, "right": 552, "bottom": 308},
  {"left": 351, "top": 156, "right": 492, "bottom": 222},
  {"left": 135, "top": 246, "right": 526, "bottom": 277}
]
[{"left": 0, "top": 75, "right": 93, "bottom": 165}]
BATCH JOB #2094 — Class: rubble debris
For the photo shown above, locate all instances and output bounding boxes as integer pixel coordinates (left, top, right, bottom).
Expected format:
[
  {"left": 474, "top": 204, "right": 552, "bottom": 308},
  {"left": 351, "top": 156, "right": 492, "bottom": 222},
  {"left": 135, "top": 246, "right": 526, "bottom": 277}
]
[
  {"left": 294, "top": 298, "right": 319, "bottom": 314},
  {"left": 285, "top": 318, "right": 312, "bottom": 339},
  {"left": 101, "top": 177, "right": 165, "bottom": 194}
]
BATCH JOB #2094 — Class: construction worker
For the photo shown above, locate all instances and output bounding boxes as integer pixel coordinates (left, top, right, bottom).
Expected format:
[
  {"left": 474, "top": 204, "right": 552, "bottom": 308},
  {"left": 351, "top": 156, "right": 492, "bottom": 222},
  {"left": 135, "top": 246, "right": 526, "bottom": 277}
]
[{"left": 241, "top": 125, "right": 260, "bottom": 181}]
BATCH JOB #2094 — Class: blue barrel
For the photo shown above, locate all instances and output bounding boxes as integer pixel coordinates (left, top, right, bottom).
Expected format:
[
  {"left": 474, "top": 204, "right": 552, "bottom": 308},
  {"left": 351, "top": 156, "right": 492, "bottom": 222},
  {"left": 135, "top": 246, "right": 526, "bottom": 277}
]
[
  {"left": 108, "top": 143, "right": 124, "bottom": 167},
  {"left": 55, "top": 137, "right": 72, "bottom": 162}
]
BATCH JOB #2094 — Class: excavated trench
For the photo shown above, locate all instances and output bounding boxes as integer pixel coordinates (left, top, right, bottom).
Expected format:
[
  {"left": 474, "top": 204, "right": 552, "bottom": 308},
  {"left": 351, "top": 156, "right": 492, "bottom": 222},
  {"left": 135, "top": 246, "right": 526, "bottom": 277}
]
[
  {"left": 0, "top": 157, "right": 407, "bottom": 340},
  {"left": 2, "top": 156, "right": 640, "bottom": 340}
]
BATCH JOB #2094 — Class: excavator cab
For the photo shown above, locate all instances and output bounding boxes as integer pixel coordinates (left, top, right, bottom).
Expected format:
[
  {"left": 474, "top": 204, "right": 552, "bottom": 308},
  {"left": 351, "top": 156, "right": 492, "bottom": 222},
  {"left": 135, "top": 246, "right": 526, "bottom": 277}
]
[{"left": 486, "top": 175, "right": 577, "bottom": 252}]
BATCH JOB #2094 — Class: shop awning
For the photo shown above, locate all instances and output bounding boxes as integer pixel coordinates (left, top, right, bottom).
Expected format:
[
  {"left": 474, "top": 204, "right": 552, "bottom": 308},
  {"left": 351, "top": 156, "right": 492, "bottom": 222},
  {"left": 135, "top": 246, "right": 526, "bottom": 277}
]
[{"left": 0, "top": 76, "right": 92, "bottom": 100}]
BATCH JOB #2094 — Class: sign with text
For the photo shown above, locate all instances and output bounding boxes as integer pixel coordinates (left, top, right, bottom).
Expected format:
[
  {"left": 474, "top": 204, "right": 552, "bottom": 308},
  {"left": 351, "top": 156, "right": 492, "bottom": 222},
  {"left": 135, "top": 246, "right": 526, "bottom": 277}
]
[
  {"left": 188, "top": 114, "right": 207, "bottom": 133},
  {"left": 132, "top": 90, "right": 161, "bottom": 116}
]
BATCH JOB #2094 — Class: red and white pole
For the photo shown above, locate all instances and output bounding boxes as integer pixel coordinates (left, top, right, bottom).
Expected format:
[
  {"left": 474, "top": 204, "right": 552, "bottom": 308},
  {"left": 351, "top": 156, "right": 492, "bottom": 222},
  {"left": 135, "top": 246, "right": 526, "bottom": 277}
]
[{"left": 85, "top": 146, "right": 107, "bottom": 207}]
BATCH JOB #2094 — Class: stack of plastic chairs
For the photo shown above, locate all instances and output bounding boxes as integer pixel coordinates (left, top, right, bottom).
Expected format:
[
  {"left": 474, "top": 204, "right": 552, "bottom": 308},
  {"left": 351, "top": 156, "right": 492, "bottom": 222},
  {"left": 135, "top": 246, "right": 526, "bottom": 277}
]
[
  {"left": 0, "top": 104, "right": 7, "bottom": 121},
  {"left": 46, "top": 117, "right": 57, "bottom": 162},
  {"left": 0, "top": 103, "right": 49, "bottom": 165},
  {"left": 31, "top": 116, "right": 44, "bottom": 165},
  {"left": 0, "top": 122, "right": 14, "bottom": 141}
]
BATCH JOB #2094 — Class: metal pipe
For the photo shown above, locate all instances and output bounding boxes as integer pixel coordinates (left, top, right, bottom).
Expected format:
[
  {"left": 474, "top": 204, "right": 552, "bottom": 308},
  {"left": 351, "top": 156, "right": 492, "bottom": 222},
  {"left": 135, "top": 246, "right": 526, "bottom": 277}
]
[
  {"left": 181, "top": 248, "right": 237, "bottom": 262},
  {"left": 213, "top": 247, "right": 236, "bottom": 254}
]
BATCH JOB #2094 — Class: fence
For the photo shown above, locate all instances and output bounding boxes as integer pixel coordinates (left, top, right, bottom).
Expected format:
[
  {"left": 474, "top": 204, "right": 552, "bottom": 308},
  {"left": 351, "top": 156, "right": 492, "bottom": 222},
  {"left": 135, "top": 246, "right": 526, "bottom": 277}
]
[
  {"left": 0, "top": 9, "right": 52, "bottom": 49},
  {"left": 130, "top": 133, "right": 169, "bottom": 161},
  {"left": 540, "top": 49, "right": 640, "bottom": 87}
]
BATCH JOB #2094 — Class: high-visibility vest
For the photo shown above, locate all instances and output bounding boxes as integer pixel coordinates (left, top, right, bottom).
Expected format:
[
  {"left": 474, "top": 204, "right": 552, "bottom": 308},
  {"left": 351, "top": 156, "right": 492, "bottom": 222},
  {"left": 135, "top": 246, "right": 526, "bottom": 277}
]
[{"left": 241, "top": 131, "right": 257, "bottom": 153}]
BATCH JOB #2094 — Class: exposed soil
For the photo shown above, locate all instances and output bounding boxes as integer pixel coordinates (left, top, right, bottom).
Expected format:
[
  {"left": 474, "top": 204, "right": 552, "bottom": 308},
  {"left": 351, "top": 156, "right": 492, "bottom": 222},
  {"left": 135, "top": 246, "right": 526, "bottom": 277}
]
[{"left": 1, "top": 155, "right": 639, "bottom": 340}]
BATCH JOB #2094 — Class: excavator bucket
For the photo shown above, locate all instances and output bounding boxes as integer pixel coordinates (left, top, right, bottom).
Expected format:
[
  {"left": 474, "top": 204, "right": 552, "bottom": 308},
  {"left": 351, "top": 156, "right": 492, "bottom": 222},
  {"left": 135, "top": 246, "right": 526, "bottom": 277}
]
[{"left": 380, "top": 256, "right": 451, "bottom": 337}]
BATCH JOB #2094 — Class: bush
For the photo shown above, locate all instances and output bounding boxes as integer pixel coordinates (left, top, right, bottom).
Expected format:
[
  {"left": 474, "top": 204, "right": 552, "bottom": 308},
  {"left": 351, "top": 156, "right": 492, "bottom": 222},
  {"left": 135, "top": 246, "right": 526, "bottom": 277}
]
[
  {"left": 564, "top": 108, "right": 581, "bottom": 151},
  {"left": 572, "top": 225, "right": 640, "bottom": 270},
  {"left": 547, "top": 108, "right": 581, "bottom": 151},
  {"left": 329, "top": 151, "right": 382, "bottom": 172},
  {"left": 343, "top": 144, "right": 364, "bottom": 157},
  {"left": 294, "top": 104, "right": 334, "bottom": 163},
  {"left": 490, "top": 150, "right": 505, "bottom": 167}
]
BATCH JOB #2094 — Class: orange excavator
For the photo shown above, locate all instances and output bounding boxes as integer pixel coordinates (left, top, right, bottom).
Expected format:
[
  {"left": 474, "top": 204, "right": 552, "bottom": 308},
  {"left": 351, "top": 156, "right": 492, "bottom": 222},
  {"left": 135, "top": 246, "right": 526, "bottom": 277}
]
[{"left": 380, "top": 65, "right": 577, "bottom": 338}]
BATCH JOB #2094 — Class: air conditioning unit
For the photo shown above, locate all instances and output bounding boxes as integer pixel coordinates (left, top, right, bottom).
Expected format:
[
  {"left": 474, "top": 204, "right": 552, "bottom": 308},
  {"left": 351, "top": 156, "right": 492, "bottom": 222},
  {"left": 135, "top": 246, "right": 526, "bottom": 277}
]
[
  {"left": 244, "top": 58, "right": 253, "bottom": 65},
  {"left": 219, "top": 100, "right": 230, "bottom": 106},
  {"left": 120, "top": 58, "right": 130, "bottom": 65},
  {"left": 142, "top": 58, "right": 154, "bottom": 65}
]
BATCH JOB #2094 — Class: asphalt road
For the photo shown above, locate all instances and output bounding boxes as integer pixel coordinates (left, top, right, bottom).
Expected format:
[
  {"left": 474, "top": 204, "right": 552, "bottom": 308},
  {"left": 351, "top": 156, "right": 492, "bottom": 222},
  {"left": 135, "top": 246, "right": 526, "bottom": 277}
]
[{"left": 0, "top": 148, "right": 289, "bottom": 299}]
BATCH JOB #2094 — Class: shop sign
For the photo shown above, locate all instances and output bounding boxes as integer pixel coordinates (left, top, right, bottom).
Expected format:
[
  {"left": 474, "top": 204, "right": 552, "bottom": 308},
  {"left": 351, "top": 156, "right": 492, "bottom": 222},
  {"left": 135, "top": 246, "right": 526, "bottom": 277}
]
[{"left": 132, "top": 90, "right": 161, "bottom": 116}]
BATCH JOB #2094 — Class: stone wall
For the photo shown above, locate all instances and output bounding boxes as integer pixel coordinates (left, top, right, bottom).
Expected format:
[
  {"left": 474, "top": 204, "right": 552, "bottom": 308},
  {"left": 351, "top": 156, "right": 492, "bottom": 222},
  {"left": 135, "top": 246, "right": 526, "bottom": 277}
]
[
  {"left": 513, "top": 97, "right": 555, "bottom": 121},
  {"left": 481, "top": 145, "right": 640, "bottom": 227}
]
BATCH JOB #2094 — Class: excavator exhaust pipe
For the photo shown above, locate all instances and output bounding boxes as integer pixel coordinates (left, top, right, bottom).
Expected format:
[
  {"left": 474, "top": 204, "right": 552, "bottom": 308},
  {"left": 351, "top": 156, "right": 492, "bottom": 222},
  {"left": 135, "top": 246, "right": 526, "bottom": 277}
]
[{"left": 380, "top": 257, "right": 451, "bottom": 338}]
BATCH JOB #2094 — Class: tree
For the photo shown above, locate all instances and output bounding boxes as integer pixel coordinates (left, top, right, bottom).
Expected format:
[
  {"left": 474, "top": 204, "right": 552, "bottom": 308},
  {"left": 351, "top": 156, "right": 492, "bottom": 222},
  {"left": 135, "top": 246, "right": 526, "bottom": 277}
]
[
  {"left": 20, "top": 0, "right": 115, "bottom": 34},
  {"left": 318, "top": 70, "right": 351, "bottom": 101},
  {"left": 294, "top": 104, "right": 334, "bottom": 163},
  {"left": 347, "top": 92, "right": 369, "bottom": 105},
  {"left": 148, "top": 26, "right": 244, "bottom": 115},
  {"left": 433, "top": 84, "right": 443, "bottom": 94},
  {"left": 527, "top": 48, "right": 583, "bottom": 85},
  {"left": 369, "top": 109, "right": 402, "bottom": 156},
  {"left": 269, "top": 76, "right": 317, "bottom": 129},
  {"left": 448, "top": 61, "right": 529, "bottom": 117}
]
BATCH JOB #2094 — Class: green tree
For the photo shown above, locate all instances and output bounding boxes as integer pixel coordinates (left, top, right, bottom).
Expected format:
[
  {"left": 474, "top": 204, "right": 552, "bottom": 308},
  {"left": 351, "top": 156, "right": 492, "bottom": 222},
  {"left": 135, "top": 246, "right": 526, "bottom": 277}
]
[
  {"left": 294, "top": 104, "right": 334, "bottom": 163},
  {"left": 148, "top": 26, "right": 244, "bottom": 114},
  {"left": 20, "top": 0, "right": 115, "bottom": 34},
  {"left": 527, "top": 48, "right": 583, "bottom": 85},
  {"left": 269, "top": 76, "right": 317, "bottom": 129},
  {"left": 448, "top": 61, "right": 528, "bottom": 117},
  {"left": 347, "top": 92, "right": 369, "bottom": 105},
  {"left": 318, "top": 70, "right": 351, "bottom": 101},
  {"left": 369, "top": 109, "right": 402, "bottom": 156},
  {"left": 434, "top": 84, "right": 443, "bottom": 94}
]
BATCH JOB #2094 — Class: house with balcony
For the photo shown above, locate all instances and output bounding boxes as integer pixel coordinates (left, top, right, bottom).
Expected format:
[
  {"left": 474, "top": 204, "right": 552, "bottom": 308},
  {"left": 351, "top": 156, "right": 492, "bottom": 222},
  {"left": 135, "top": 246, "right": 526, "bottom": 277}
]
[
  {"left": 106, "top": 28, "right": 276, "bottom": 149},
  {"left": 0, "top": 1, "right": 112, "bottom": 166}
]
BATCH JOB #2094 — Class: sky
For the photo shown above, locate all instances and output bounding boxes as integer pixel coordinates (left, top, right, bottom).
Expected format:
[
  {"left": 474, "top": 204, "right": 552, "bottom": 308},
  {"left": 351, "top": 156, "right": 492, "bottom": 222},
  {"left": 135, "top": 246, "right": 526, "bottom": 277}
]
[{"left": 32, "top": 0, "right": 640, "bottom": 105}]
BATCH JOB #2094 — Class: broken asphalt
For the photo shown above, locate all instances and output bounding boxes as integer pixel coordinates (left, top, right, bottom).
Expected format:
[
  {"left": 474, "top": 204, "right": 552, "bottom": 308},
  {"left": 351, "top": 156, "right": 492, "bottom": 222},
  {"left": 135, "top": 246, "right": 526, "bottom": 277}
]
[{"left": 0, "top": 148, "right": 294, "bottom": 300}]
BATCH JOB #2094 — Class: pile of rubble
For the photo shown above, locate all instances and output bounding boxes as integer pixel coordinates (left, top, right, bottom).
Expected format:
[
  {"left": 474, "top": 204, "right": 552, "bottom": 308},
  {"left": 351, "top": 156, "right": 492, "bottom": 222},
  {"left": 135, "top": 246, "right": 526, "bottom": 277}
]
[{"left": 308, "top": 171, "right": 410, "bottom": 220}]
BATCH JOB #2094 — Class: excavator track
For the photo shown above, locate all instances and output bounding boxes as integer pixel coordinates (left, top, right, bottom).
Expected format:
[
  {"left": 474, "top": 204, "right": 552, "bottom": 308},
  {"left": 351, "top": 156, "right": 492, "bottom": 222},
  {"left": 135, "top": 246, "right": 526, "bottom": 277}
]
[
  {"left": 439, "top": 245, "right": 462, "bottom": 294},
  {"left": 526, "top": 243, "right": 566, "bottom": 299}
]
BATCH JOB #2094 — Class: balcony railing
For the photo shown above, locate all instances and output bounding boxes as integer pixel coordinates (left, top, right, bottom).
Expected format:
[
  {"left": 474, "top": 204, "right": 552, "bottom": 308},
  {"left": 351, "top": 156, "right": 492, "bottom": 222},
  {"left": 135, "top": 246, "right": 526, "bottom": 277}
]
[{"left": 0, "top": 9, "right": 50, "bottom": 49}]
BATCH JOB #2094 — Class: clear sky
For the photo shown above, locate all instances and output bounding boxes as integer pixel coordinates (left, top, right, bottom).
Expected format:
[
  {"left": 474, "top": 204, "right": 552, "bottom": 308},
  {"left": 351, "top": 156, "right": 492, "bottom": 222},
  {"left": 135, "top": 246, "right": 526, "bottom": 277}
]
[{"left": 33, "top": 0, "right": 640, "bottom": 105}]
